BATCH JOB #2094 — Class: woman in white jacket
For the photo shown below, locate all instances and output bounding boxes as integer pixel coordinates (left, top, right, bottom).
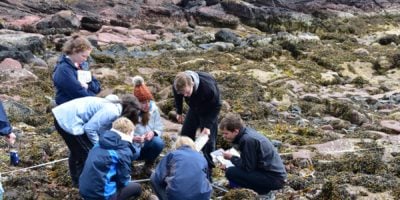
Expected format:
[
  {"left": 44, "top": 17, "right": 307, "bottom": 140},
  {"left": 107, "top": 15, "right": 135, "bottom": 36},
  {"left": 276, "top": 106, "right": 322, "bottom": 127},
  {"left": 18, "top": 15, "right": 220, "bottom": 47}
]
[{"left": 132, "top": 76, "right": 165, "bottom": 175}]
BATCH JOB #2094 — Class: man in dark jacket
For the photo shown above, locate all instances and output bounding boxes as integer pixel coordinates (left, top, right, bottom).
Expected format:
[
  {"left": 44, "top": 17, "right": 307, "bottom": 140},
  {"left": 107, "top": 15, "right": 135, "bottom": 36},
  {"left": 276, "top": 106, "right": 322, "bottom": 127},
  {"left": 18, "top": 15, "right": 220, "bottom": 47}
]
[
  {"left": 172, "top": 70, "right": 222, "bottom": 180},
  {"left": 79, "top": 117, "right": 141, "bottom": 200},
  {"left": 0, "top": 101, "right": 16, "bottom": 145},
  {"left": 219, "top": 113, "right": 287, "bottom": 195}
]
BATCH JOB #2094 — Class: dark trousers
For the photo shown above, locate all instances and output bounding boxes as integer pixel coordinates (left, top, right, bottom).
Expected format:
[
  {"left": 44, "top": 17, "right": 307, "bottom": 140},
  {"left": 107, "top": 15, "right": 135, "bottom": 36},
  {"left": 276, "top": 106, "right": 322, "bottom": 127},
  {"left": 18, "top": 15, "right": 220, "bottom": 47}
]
[
  {"left": 110, "top": 182, "right": 142, "bottom": 200},
  {"left": 226, "top": 167, "right": 286, "bottom": 194},
  {"left": 54, "top": 118, "right": 93, "bottom": 187},
  {"left": 181, "top": 109, "right": 218, "bottom": 178}
]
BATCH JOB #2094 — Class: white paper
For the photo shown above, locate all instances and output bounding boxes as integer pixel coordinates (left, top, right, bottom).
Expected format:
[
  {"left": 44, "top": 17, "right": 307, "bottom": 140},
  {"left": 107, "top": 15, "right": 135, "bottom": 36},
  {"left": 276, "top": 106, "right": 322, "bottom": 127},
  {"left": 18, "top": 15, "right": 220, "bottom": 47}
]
[
  {"left": 194, "top": 134, "right": 209, "bottom": 152},
  {"left": 210, "top": 148, "right": 240, "bottom": 168},
  {"left": 77, "top": 70, "right": 92, "bottom": 83}
]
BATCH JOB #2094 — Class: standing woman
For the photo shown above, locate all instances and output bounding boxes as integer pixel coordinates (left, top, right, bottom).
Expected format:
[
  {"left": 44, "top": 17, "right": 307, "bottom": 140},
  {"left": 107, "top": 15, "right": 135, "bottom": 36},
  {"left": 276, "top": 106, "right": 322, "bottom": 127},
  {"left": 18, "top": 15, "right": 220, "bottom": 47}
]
[
  {"left": 132, "top": 76, "right": 164, "bottom": 175},
  {"left": 52, "top": 94, "right": 140, "bottom": 187},
  {"left": 53, "top": 35, "right": 101, "bottom": 105}
]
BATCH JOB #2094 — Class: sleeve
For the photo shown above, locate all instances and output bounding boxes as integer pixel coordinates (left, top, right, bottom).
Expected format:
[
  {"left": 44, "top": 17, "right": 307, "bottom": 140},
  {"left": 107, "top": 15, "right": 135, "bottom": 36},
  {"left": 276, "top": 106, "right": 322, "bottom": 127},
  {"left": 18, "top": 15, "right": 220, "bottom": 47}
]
[
  {"left": 198, "top": 82, "right": 221, "bottom": 129},
  {"left": 83, "top": 109, "right": 119, "bottom": 144},
  {"left": 0, "top": 102, "right": 12, "bottom": 136},
  {"left": 230, "top": 139, "right": 258, "bottom": 172},
  {"left": 88, "top": 76, "right": 101, "bottom": 95},
  {"left": 116, "top": 153, "right": 132, "bottom": 188},
  {"left": 53, "top": 64, "right": 97, "bottom": 98},
  {"left": 154, "top": 153, "right": 172, "bottom": 187},
  {"left": 173, "top": 86, "right": 184, "bottom": 114},
  {"left": 150, "top": 105, "right": 164, "bottom": 136}
]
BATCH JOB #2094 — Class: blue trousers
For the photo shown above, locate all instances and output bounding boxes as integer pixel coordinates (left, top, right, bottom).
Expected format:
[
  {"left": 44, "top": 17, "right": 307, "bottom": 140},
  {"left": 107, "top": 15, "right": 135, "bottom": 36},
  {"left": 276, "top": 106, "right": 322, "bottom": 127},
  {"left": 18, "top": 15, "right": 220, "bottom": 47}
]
[{"left": 137, "top": 136, "right": 164, "bottom": 162}]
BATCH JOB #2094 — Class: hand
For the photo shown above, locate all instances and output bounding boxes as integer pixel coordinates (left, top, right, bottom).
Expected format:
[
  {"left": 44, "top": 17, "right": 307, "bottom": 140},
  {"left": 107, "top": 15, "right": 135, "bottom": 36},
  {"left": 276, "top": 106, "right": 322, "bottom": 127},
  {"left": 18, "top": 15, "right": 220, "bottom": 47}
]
[
  {"left": 223, "top": 151, "right": 232, "bottom": 160},
  {"left": 218, "top": 163, "right": 227, "bottom": 170},
  {"left": 144, "top": 131, "right": 154, "bottom": 141},
  {"left": 201, "top": 128, "right": 210, "bottom": 136},
  {"left": 5, "top": 132, "right": 16, "bottom": 146},
  {"left": 176, "top": 114, "right": 184, "bottom": 124},
  {"left": 80, "top": 82, "right": 88, "bottom": 89},
  {"left": 133, "top": 135, "right": 145, "bottom": 143}
]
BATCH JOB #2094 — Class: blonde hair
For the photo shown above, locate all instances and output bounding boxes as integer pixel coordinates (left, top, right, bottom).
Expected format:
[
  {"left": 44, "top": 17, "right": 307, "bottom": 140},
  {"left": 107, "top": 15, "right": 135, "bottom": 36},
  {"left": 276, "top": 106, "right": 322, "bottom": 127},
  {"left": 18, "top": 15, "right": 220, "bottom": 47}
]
[
  {"left": 174, "top": 72, "right": 192, "bottom": 93},
  {"left": 112, "top": 117, "right": 135, "bottom": 135},
  {"left": 174, "top": 136, "right": 196, "bottom": 150},
  {"left": 62, "top": 35, "right": 93, "bottom": 55}
]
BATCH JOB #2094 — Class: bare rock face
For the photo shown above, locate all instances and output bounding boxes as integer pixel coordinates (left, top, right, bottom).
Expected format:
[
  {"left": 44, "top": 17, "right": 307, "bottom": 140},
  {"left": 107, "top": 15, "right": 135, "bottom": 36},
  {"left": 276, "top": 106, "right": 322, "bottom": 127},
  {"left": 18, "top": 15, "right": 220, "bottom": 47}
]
[
  {"left": 35, "top": 10, "right": 80, "bottom": 35},
  {"left": 0, "top": 30, "right": 45, "bottom": 62},
  {"left": 194, "top": 4, "right": 240, "bottom": 28}
]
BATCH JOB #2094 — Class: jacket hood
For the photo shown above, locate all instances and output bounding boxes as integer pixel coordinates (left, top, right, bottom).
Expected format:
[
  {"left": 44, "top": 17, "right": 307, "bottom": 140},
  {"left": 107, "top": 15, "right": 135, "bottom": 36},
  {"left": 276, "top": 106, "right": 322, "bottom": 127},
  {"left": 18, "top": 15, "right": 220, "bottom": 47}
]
[{"left": 99, "top": 130, "right": 134, "bottom": 151}]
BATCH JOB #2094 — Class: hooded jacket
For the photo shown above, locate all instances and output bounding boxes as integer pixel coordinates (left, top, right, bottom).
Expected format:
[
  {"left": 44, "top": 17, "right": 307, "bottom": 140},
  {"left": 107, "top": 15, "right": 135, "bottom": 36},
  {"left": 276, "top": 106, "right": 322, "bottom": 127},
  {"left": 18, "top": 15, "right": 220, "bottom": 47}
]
[
  {"left": 0, "top": 101, "right": 12, "bottom": 136},
  {"left": 152, "top": 145, "right": 212, "bottom": 200},
  {"left": 173, "top": 71, "right": 221, "bottom": 129},
  {"left": 53, "top": 54, "right": 101, "bottom": 105},
  {"left": 79, "top": 129, "right": 138, "bottom": 200}
]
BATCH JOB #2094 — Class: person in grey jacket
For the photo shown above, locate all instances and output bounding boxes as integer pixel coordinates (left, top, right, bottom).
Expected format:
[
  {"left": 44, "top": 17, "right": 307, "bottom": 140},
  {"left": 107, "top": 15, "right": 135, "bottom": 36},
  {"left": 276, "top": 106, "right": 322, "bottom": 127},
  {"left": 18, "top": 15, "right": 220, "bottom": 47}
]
[
  {"left": 52, "top": 94, "right": 140, "bottom": 187},
  {"left": 132, "top": 76, "right": 164, "bottom": 175},
  {"left": 219, "top": 113, "right": 287, "bottom": 195}
]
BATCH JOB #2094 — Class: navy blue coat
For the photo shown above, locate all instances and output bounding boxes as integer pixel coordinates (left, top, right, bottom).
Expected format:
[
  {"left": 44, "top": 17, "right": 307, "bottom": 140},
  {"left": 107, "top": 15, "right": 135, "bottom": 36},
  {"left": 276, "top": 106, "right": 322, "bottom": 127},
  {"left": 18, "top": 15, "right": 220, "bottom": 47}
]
[
  {"left": 231, "top": 127, "right": 287, "bottom": 178},
  {"left": 53, "top": 55, "right": 101, "bottom": 105},
  {"left": 152, "top": 145, "right": 212, "bottom": 200},
  {"left": 79, "top": 130, "right": 137, "bottom": 200},
  {"left": 0, "top": 101, "right": 12, "bottom": 136}
]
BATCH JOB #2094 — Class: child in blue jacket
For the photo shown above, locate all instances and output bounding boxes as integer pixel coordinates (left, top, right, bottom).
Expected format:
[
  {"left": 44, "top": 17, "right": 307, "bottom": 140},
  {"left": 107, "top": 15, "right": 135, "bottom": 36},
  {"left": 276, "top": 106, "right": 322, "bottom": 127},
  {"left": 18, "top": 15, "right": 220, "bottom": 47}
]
[{"left": 79, "top": 117, "right": 141, "bottom": 200}]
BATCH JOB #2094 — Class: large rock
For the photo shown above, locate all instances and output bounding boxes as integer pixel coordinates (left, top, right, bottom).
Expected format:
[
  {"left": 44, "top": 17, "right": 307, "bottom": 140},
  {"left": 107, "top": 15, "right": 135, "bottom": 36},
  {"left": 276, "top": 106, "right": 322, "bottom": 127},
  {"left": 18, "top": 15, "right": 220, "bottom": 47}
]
[
  {"left": 194, "top": 4, "right": 239, "bottom": 28},
  {"left": 80, "top": 16, "right": 103, "bottom": 32},
  {"left": 0, "top": 30, "right": 45, "bottom": 62},
  {"left": 215, "top": 28, "right": 241, "bottom": 45},
  {"left": 380, "top": 120, "right": 400, "bottom": 134},
  {"left": 36, "top": 10, "right": 80, "bottom": 34}
]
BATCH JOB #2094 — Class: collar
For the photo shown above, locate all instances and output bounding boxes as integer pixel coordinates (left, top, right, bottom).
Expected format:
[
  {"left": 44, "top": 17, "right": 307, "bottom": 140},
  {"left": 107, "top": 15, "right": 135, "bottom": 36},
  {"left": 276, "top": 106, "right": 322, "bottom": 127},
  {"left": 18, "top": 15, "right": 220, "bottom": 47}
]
[
  {"left": 185, "top": 70, "right": 199, "bottom": 92},
  {"left": 232, "top": 127, "right": 246, "bottom": 144},
  {"left": 111, "top": 128, "right": 133, "bottom": 142}
]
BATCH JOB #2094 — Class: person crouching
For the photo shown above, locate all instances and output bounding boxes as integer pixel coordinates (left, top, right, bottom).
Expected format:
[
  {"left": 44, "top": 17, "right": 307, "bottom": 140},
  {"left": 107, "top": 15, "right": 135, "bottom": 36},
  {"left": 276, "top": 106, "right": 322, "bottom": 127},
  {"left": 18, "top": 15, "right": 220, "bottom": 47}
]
[
  {"left": 150, "top": 136, "right": 212, "bottom": 200},
  {"left": 79, "top": 117, "right": 141, "bottom": 200}
]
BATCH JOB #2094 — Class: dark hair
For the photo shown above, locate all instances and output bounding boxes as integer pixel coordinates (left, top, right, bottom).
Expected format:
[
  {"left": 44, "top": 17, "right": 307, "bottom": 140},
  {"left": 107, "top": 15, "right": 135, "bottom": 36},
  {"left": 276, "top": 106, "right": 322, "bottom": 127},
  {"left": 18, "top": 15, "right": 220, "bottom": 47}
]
[
  {"left": 219, "top": 113, "right": 244, "bottom": 131},
  {"left": 141, "top": 111, "right": 150, "bottom": 126},
  {"left": 120, "top": 94, "right": 140, "bottom": 124},
  {"left": 62, "top": 35, "right": 93, "bottom": 55}
]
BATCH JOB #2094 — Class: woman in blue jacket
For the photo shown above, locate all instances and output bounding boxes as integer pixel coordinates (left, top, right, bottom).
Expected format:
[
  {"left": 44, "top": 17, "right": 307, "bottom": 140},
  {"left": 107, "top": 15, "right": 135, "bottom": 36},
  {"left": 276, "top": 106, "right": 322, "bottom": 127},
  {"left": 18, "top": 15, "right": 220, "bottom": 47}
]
[
  {"left": 150, "top": 136, "right": 212, "bottom": 200},
  {"left": 52, "top": 94, "right": 140, "bottom": 187},
  {"left": 53, "top": 35, "right": 101, "bottom": 105},
  {"left": 79, "top": 117, "right": 141, "bottom": 200},
  {"left": 132, "top": 76, "right": 164, "bottom": 175}
]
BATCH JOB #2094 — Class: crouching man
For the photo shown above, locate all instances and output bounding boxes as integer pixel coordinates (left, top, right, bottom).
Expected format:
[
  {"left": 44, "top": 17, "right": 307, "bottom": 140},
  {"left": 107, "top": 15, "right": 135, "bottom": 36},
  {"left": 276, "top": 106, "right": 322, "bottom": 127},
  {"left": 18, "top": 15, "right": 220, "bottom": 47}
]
[{"left": 219, "top": 113, "right": 287, "bottom": 195}]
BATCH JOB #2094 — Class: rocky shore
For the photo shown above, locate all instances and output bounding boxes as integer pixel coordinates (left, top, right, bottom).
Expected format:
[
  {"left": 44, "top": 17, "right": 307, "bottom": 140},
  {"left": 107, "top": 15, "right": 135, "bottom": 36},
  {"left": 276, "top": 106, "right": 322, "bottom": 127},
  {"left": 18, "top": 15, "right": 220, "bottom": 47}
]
[{"left": 1, "top": 0, "right": 400, "bottom": 199}]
